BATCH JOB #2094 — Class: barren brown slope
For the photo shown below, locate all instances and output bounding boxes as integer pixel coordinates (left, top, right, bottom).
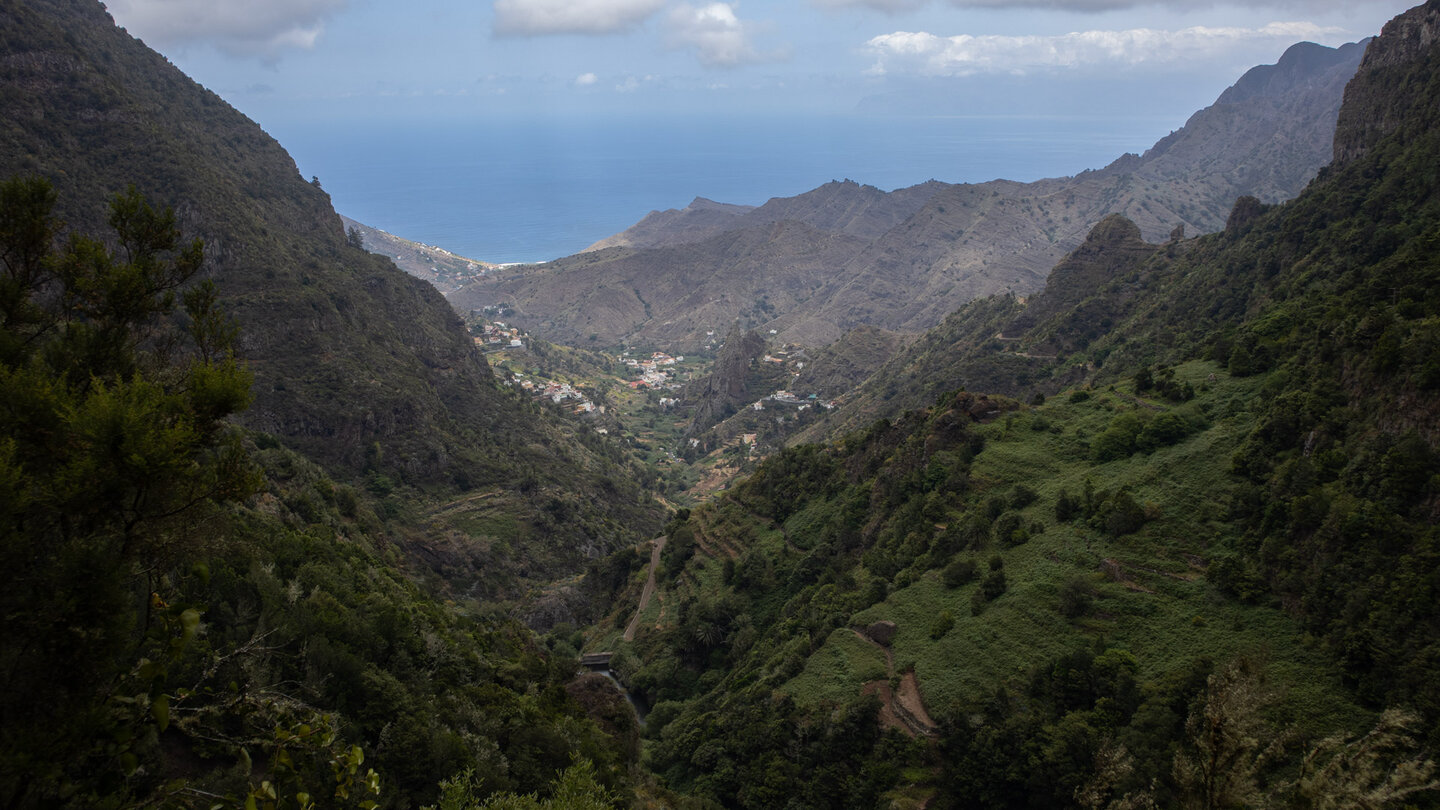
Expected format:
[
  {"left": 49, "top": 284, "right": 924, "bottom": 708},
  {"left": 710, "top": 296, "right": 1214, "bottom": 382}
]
[
  {"left": 585, "top": 196, "right": 755, "bottom": 252},
  {"left": 452, "top": 41, "right": 1363, "bottom": 352},
  {"left": 451, "top": 220, "right": 868, "bottom": 349},
  {"left": 789, "top": 40, "right": 1367, "bottom": 339},
  {"left": 585, "top": 179, "right": 948, "bottom": 253}
]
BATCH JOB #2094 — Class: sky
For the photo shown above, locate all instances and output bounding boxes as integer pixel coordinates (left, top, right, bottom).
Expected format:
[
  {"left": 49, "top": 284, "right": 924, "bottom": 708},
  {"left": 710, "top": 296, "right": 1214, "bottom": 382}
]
[{"left": 105, "top": 0, "right": 1415, "bottom": 127}]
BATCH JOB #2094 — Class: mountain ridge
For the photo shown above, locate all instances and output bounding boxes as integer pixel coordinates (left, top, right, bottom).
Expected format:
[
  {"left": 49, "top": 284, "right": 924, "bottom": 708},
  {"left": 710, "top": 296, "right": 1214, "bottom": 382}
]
[
  {"left": 0, "top": 0, "right": 663, "bottom": 579},
  {"left": 451, "top": 38, "right": 1365, "bottom": 351}
]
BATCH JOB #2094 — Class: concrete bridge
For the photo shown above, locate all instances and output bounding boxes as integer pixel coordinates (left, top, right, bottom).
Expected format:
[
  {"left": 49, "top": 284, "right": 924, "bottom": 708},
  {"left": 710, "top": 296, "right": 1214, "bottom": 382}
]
[{"left": 579, "top": 652, "right": 612, "bottom": 670}]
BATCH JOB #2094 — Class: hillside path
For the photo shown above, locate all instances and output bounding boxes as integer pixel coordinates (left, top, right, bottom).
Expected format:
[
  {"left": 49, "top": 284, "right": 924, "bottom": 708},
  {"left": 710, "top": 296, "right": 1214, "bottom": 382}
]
[
  {"left": 623, "top": 536, "right": 666, "bottom": 642},
  {"left": 853, "top": 629, "right": 939, "bottom": 738}
]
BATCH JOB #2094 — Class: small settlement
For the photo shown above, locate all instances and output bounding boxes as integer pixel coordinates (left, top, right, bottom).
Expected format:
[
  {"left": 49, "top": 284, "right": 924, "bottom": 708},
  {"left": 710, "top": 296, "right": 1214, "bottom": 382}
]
[
  {"left": 622, "top": 350, "right": 685, "bottom": 391},
  {"left": 473, "top": 322, "right": 599, "bottom": 416},
  {"left": 474, "top": 321, "right": 525, "bottom": 349}
]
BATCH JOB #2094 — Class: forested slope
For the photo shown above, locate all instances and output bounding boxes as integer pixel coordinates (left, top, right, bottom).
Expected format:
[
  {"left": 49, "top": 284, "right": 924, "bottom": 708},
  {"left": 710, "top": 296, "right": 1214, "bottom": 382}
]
[
  {"left": 0, "top": 0, "right": 665, "bottom": 806},
  {"left": 0, "top": 180, "right": 640, "bottom": 809},
  {"left": 0, "top": 0, "right": 663, "bottom": 582},
  {"left": 579, "top": 4, "right": 1440, "bottom": 807}
]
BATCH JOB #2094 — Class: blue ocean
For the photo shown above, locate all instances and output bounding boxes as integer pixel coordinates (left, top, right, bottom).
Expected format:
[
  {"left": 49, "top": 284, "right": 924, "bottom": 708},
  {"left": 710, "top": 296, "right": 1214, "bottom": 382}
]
[{"left": 273, "top": 112, "right": 1178, "bottom": 265}]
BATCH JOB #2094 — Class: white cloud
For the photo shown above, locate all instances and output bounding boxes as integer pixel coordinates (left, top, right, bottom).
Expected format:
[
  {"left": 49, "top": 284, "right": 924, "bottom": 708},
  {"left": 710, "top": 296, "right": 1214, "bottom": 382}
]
[
  {"left": 812, "top": 0, "right": 928, "bottom": 11},
  {"left": 575, "top": 72, "right": 600, "bottom": 86},
  {"left": 615, "top": 74, "right": 659, "bottom": 92},
  {"left": 664, "top": 3, "right": 786, "bottom": 67},
  {"left": 865, "top": 21, "right": 1344, "bottom": 75},
  {"left": 493, "top": 0, "right": 666, "bottom": 35},
  {"left": 105, "top": 0, "right": 345, "bottom": 60},
  {"left": 826, "top": 0, "right": 1378, "bottom": 10}
]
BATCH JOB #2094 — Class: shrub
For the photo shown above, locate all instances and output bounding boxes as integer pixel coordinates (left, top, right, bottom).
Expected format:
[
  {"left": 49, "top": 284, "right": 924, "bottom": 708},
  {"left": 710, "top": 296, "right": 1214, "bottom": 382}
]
[
  {"left": 930, "top": 610, "right": 956, "bottom": 640},
  {"left": 1135, "top": 411, "right": 1191, "bottom": 453},
  {"left": 992, "top": 512, "right": 1029, "bottom": 547},
  {"left": 981, "top": 570, "right": 1008, "bottom": 601},
  {"left": 1009, "top": 484, "right": 1038, "bottom": 510},
  {"left": 1094, "top": 491, "right": 1147, "bottom": 537},
  {"left": 1092, "top": 412, "right": 1145, "bottom": 463},
  {"left": 943, "top": 558, "right": 978, "bottom": 589},
  {"left": 1058, "top": 577, "right": 1096, "bottom": 618},
  {"left": 1055, "top": 489, "right": 1081, "bottom": 523}
]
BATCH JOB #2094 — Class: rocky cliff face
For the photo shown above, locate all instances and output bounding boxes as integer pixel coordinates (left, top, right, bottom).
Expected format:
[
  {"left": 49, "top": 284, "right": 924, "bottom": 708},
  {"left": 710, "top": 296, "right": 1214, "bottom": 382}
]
[
  {"left": 1333, "top": 0, "right": 1440, "bottom": 165},
  {"left": 684, "top": 324, "right": 767, "bottom": 433},
  {"left": 0, "top": 0, "right": 510, "bottom": 481}
]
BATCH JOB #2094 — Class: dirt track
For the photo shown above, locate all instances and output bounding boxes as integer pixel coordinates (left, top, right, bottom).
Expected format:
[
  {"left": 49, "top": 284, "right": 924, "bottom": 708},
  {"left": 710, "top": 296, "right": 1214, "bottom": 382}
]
[
  {"left": 623, "top": 536, "right": 666, "bottom": 642},
  {"left": 854, "top": 630, "right": 938, "bottom": 738}
]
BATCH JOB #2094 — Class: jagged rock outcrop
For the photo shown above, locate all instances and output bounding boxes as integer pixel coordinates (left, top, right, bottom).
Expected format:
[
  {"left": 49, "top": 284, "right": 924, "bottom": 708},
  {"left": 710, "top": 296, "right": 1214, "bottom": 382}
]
[
  {"left": 1002, "top": 215, "right": 1160, "bottom": 354},
  {"left": 684, "top": 324, "right": 767, "bottom": 432},
  {"left": 865, "top": 620, "right": 898, "bottom": 647},
  {"left": 1333, "top": 0, "right": 1440, "bottom": 165},
  {"left": 1225, "top": 196, "right": 1266, "bottom": 232}
]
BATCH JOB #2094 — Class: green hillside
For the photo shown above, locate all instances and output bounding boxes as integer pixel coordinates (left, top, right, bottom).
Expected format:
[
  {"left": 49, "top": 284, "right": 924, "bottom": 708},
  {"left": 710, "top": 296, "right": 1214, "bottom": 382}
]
[
  {"left": 0, "top": 0, "right": 664, "bottom": 590},
  {"left": 579, "top": 4, "right": 1440, "bottom": 807},
  {"left": 0, "top": 178, "right": 641, "bottom": 809},
  {"left": 5, "top": 0, "right": 1440, "bottom": 807},
  {"left": 0, "top": 0, "right": 662, "bottom": 807}
]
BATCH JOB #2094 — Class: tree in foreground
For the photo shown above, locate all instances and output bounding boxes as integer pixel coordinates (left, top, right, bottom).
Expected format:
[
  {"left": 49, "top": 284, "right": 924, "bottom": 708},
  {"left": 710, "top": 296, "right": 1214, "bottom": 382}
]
[{"left": 0, "top": 176, "right": 260, "bottom": 807}]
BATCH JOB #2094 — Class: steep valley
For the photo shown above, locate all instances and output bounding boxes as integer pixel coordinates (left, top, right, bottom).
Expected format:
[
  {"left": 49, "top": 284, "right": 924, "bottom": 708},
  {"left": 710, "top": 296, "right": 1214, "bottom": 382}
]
[{"left": 3, "top": 0, "right": 1440, "bottom": 808}]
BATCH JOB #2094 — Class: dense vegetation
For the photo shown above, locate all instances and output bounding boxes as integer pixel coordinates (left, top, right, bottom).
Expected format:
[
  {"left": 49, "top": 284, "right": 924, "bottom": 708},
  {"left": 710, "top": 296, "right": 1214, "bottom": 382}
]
[
  {"left": 0, "top": 0, "right": 664, "bottom": 596},
  {"left": 0, "top": 179, "right": 634, "bottom": 809},
  {"left": 6, "top": 1, "right": 1440, "bottom": 808},
  {"left": 575, "top": 9, "right": 1440, "bottom": 806}
]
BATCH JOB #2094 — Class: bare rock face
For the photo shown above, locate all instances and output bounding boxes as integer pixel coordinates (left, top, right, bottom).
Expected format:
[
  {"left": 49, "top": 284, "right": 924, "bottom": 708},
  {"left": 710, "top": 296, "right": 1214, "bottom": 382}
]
[
  {"left": 1333, "top": 0, "right": 1440, "bottom": 166},
  {"left": 866, "top": 620, "right": 898, "bottom": 647},
  {"left": 1002, "top": 214, "right": 1160, "bottom": 351},
  {"left": 1225, "top": 196, "right": 1266, "bottom": 232},
  {"left": 520, "top": 585, "right": 591, "bottom": 632},
  {"left": 684, "top": 323, "right": 767, "bottom": 432}
]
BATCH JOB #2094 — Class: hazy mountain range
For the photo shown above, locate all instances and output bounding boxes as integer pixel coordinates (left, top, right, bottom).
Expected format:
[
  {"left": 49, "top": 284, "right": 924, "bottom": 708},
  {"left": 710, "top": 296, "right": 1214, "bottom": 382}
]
[
  {"left": 448, "top": 39, "right": 1365, "bottom": 351},
  {"left": 4, "top": 0, "right": 1440, "bottom": 806}
]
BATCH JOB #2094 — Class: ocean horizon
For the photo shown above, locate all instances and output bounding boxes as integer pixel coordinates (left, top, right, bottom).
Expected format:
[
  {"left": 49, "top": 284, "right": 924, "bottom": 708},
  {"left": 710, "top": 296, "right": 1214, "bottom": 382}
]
[{"left": 272, "top": 111, "right": 1181, "bottom": 265}]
